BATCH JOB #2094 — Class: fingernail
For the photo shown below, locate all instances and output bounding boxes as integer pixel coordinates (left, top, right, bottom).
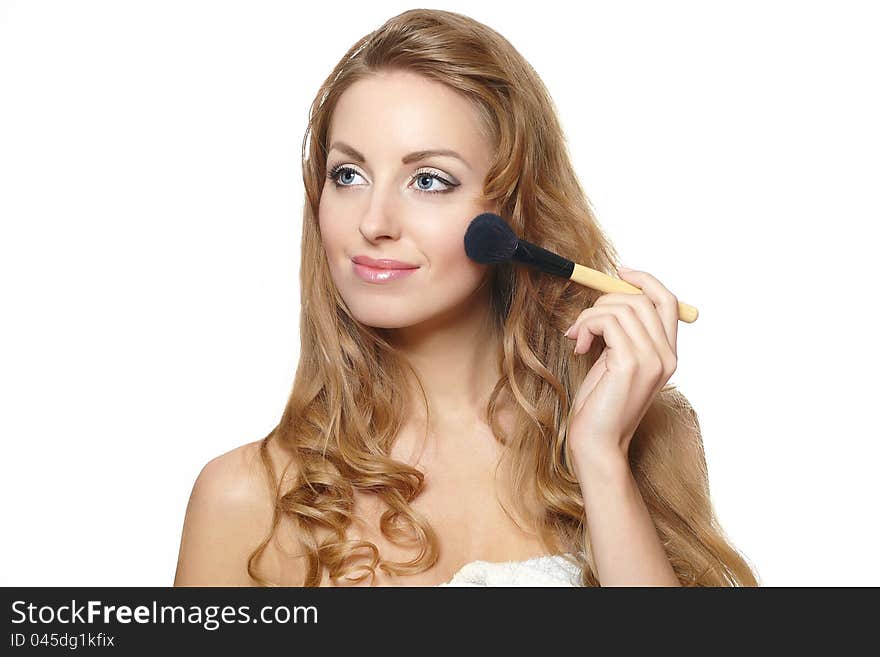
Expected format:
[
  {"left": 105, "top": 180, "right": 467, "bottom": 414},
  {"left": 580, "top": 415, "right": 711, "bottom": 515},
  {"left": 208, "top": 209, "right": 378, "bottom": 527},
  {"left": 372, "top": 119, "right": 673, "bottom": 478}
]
[{"left": 563, "top": 326, "right": 573, "bottom": 338}]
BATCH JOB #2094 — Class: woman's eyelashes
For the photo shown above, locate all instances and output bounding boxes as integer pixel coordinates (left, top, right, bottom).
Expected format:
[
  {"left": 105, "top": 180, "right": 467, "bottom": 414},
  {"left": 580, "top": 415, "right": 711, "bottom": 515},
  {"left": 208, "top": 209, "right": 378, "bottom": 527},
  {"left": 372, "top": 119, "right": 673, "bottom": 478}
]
[{"left": 326, "top": 164, "right": 459, "bottom": 195}]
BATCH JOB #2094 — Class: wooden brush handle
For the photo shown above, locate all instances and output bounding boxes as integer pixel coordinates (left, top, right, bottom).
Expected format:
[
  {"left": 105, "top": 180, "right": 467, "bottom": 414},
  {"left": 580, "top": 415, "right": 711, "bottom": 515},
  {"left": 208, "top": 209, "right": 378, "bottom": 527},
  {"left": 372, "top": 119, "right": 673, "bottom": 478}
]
[{"left": 570, "top": 263, "right": 699, "bottom": 323}]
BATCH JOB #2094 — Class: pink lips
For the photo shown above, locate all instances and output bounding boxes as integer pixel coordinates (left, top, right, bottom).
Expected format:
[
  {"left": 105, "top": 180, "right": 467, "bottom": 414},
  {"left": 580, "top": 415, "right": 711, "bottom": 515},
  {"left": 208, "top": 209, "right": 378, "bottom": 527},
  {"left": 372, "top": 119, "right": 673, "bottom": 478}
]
[
  {"left": 351, "top": 255, "right": 419, "bottom": 269},
  {"left": 351, "top": 255, "right": 420, "bottom": 284}
]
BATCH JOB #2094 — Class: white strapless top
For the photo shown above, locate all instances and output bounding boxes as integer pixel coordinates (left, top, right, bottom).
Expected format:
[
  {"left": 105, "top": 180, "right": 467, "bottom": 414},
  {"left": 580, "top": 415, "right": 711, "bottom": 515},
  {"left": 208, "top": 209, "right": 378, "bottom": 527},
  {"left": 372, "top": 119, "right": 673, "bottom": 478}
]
[{"left": 436, "top": 553, "right": 581, "bottom": 587}]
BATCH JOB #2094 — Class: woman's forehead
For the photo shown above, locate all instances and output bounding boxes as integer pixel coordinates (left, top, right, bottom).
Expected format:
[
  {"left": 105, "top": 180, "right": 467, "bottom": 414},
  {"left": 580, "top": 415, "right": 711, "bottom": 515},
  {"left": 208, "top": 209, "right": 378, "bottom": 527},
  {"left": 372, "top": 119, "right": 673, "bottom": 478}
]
[{"left": 328, "top": 73, "right": 491, "bottom": 166}]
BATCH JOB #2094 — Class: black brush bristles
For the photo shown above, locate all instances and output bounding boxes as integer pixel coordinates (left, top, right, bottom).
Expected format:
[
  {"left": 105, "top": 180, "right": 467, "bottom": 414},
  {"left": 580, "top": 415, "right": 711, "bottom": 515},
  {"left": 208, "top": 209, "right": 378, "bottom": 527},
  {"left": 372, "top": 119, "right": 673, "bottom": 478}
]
[
  {"left": 464, "top": 213, "right": 519, "bottom": 264},
  {"left": 463, "top": 212, "right": 575, "bottom": 279}
]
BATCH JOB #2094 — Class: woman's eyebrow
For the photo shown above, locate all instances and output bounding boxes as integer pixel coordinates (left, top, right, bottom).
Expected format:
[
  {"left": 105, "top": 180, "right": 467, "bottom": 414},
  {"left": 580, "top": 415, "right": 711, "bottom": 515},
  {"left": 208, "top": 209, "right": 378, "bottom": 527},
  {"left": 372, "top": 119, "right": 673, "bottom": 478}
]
[{"left": 328, "top": 140, "right": 471, "bottom": 171}]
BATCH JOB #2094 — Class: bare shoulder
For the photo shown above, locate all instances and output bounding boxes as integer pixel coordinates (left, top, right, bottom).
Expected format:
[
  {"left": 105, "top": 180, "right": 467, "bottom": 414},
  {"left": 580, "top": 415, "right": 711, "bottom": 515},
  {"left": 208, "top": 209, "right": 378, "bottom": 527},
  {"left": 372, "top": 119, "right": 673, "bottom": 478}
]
[{"left": 173, "top": 434, "right": 306, "bottom": 586}]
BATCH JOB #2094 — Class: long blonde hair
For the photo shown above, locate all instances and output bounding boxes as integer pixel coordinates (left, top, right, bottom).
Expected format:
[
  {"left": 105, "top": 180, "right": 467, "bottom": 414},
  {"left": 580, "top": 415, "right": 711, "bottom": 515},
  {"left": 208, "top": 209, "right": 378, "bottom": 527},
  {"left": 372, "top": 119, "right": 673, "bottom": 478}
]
[{"left": 248, "top": 8, "right": 759, "bottom": 587}]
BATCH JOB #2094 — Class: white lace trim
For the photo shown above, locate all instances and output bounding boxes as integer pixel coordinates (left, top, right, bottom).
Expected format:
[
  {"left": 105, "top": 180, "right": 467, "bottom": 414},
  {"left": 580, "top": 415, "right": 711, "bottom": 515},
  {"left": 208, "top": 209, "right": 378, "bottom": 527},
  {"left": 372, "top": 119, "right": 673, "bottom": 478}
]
[{"left": 436, "top": 553, "right": 581, "bottom": 587}]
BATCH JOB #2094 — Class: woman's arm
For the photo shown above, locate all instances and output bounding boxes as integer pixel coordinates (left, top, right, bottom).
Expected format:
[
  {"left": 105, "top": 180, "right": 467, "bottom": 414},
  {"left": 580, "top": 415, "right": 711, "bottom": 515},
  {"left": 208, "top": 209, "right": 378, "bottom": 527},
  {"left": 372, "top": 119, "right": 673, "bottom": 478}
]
[
  {"left": 173, "top": 444, "right": 275, "bottom": 586},
  {"left": 575, "top": 452, "right": 681, "bottom": 587}
]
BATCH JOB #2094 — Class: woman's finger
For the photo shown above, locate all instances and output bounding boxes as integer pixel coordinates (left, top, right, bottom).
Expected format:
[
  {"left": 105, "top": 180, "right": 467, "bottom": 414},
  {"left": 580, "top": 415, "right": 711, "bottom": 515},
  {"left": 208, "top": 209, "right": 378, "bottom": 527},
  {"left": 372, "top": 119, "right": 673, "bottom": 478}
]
[{"left": 617, "top": 267, "right": 679, "bottom": 358}]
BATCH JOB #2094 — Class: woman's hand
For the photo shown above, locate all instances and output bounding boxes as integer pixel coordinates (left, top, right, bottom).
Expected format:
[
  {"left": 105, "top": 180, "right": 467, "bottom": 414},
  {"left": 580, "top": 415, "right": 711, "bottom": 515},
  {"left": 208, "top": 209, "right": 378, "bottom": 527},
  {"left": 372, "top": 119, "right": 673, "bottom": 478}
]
[{"left": 564, "top": 266, "right": 680, "bottom": 472}]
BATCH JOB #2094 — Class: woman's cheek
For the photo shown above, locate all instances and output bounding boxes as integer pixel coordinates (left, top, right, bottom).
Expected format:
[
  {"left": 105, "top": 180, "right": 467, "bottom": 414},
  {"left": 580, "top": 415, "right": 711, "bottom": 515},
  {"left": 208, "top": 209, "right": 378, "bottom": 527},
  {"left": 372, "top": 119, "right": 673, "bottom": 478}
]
[
  {"left": 317, "top": 209, "right": 346, "bottom": 259},
  {"left": 419, "top": 214, "right": 463, "bottom": 253}
]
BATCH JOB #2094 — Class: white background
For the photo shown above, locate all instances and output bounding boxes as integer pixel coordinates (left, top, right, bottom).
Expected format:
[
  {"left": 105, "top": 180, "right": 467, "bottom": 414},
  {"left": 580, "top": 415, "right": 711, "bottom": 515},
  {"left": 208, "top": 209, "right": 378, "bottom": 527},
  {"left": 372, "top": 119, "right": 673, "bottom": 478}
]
[{"left": 1, "top": 0, "right": 877, "bottom": 586}]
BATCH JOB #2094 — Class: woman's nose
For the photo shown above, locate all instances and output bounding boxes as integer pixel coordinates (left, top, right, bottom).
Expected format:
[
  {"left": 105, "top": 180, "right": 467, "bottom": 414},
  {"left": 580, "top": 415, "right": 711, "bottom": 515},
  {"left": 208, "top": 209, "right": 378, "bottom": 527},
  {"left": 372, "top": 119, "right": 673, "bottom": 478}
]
[{"left": 357, "top": 184, "right": 403, "bottom": 241}]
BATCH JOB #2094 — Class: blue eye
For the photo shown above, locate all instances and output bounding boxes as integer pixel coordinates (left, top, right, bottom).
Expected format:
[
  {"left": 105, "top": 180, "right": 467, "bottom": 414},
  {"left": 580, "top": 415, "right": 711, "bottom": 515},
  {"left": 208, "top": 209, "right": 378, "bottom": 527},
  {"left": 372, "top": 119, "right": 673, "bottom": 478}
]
[{"left": 326, "top": 165, "right": 458, "bottom": 195}]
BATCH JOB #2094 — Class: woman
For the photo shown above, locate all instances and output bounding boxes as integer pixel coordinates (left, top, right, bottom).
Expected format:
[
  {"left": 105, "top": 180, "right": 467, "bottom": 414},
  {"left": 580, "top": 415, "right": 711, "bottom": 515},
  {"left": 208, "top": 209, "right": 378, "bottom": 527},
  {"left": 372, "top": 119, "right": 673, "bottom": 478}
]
[{"left": 174, "top": 8, "right": 759, "bottom": 587}]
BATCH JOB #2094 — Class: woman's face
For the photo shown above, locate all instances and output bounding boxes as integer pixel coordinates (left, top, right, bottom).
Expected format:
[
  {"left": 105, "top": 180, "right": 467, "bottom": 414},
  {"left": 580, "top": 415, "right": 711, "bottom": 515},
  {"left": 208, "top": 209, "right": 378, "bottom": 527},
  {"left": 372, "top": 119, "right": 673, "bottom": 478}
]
[{"left": 318, "top": 69, "right": 497, "bottom": 330}]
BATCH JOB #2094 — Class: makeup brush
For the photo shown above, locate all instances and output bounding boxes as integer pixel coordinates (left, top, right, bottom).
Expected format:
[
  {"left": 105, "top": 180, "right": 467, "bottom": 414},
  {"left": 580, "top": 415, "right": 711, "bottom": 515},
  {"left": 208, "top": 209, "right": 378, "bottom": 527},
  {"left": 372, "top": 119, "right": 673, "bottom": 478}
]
[{"left": 464, "top": 212, "right": 699, "bottom": 323}]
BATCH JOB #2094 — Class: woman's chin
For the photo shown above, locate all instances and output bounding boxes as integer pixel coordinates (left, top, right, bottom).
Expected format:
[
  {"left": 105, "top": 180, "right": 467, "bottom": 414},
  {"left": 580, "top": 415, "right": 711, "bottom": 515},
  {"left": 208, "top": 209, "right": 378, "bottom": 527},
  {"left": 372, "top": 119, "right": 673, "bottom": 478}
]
[{"left": 347, "top": 308, "right": 422, "bottom": 330}]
